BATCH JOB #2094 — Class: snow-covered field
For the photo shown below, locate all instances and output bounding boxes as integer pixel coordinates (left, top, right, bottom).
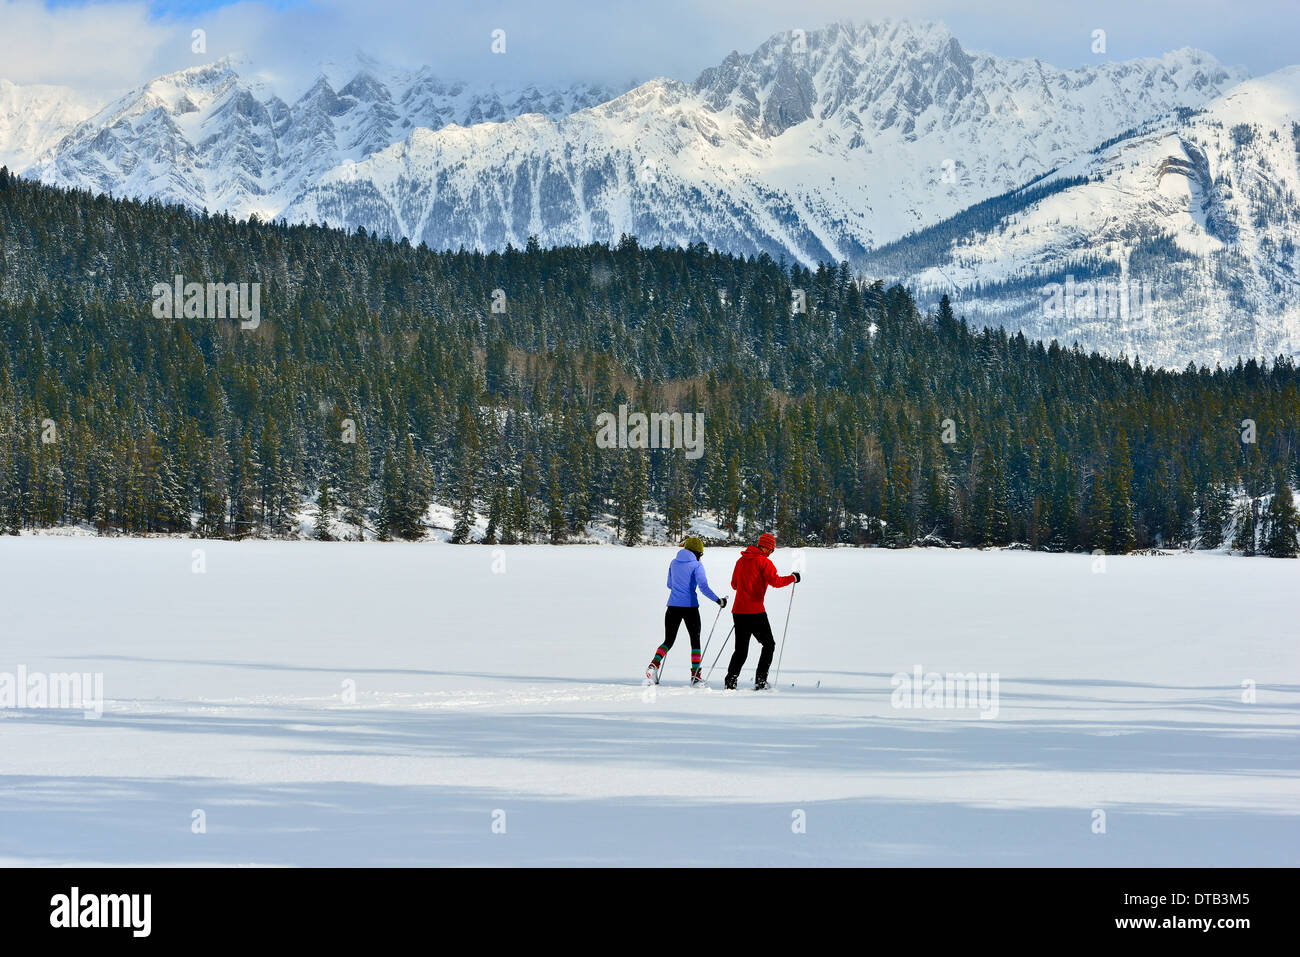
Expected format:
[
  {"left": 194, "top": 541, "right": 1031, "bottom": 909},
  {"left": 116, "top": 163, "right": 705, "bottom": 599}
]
[{"left": 1, "top": 537, "right": 1296, "bottom": 866}]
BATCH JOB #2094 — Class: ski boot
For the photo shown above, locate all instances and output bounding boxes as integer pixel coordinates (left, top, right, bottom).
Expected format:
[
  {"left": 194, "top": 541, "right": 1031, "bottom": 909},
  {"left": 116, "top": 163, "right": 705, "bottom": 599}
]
[
  {"left": 690, "top": 670, "right": 706, "bottom": 688},
  {"left": 753, "top": 677, "right": 771, "bottom": 691},
  {"left": 644, "top": 661, "right": 661, "bottom": 685},
  {"left": 723, "top": 674, "right": 738, "bottom": 690}
]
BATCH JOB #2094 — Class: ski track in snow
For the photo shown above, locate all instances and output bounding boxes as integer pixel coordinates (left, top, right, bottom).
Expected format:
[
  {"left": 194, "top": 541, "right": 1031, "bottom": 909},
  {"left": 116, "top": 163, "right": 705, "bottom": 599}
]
[{"left": 1, "top": 538, "right": 1297, "bottom": 866}]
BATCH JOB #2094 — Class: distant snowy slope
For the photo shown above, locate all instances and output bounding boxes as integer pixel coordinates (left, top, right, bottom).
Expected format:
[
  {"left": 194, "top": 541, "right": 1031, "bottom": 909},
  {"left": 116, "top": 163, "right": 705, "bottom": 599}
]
[
  {"left": 868, "top": 66, "right": 1300, "bottom": 367},
  {"left": 0, "top": 79, "right": 97, "bottom": 172}
]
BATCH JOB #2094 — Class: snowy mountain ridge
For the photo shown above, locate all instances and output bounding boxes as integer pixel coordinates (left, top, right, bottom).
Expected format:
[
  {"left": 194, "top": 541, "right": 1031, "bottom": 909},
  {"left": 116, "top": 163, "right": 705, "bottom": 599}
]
[
  {"left": 6, "top": 19, "right": 1300, "bottom": 364},
  {"left": 286, "top": 21, "right": 1247, "bottom": 264},
  {"left": 21, "top": 55, "right": 627, "bottom": 221},
  {"left": 866, "top": 65, "right": 1300, "bottom": 367}
]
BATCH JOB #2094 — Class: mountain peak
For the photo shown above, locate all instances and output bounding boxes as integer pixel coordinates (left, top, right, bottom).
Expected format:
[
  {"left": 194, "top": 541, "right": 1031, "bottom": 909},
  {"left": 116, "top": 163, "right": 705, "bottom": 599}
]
[
  {"left": 314, "top": 51, "right": 397, "bottom": 93},
  {"left": 692, "top": 18, "right": 974, "bottom": 136}
]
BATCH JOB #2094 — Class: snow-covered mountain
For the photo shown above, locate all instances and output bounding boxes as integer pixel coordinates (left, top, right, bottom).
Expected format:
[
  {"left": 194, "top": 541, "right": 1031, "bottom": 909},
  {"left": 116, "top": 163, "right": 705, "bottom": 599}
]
[
  {"left": 866, "top": 66, "right": 1300, "bottom": 367},
  {"left": 26, "top": 56, "right": 626, "bottom": 220},
  {"left": 11, "top": 18, "right": 1299, "bottom": 365},
  {"left": 0, "top": 79, "right": 97, "bottom": 171},
  {"left": 22, "top": 22, "right": 1243, "bottom": 250},
  {"left": 284, "top": 21, "right": 1245, "bottom": 263}
]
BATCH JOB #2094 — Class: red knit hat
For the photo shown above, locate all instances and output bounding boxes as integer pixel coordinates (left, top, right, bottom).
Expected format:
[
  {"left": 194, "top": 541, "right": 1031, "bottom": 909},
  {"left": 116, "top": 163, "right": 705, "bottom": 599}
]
[{"left": 757, "top": 532, "right": 776, "bottom": 552}]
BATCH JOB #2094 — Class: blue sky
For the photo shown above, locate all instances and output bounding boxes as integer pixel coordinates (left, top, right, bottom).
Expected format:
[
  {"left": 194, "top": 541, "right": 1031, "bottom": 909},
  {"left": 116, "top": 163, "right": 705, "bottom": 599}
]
[{"left": 4, "top": 0, "right": 1296, "bottom": 97}]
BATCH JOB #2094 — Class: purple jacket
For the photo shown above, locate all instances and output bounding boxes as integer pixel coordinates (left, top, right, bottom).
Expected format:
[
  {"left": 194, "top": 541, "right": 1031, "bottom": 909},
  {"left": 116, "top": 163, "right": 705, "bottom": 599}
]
[{"left": 666, "top": 548, "right": 721, "bottom": 607}]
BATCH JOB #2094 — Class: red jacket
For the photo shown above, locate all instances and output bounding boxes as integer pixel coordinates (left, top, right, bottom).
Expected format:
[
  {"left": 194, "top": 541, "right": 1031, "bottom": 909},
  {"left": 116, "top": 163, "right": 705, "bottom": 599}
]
[{"left": 730, "top": 546, "right": 796, "bottom": 614}]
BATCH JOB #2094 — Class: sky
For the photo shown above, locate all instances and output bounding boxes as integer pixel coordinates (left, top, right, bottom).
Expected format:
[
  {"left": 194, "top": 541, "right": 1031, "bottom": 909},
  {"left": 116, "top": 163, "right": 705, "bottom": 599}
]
[{"left": 2, "top": 0, "right": 1296, "bottom": 100}]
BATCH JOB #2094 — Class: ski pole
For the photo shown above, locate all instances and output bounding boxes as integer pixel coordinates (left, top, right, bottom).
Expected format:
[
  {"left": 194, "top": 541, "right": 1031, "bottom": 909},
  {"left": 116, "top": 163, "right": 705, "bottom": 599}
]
[
  {"left": 705, "top": 623, "right": 735, "bottom": 682},
  {"left": 774, "top": 581, "right": 797, "bottom": 686},
  {"left": 698, "top": 603, "right": 724, "bottom": 669}
]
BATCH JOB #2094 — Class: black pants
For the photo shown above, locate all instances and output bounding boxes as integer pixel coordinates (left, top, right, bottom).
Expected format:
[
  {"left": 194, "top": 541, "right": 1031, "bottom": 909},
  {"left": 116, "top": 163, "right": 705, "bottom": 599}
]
[
  {"left": 655, "top": 607, "right": 702, "bottom": 670},
  {"left": 727, "top": 612, "right": 776, "bottom": 683}
]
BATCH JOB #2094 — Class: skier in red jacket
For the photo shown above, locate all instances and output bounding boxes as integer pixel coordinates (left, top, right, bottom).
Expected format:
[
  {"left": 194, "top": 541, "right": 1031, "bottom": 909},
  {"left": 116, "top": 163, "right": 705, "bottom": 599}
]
[{"left": 725, "top": 532, "right": 800, "bottom": 690}]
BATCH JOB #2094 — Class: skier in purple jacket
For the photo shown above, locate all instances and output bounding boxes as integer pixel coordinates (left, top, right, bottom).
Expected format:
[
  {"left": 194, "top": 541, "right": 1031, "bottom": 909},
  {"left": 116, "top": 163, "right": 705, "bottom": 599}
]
[{"left": 646, "top": 537, "right": 727, "bottom": 686}]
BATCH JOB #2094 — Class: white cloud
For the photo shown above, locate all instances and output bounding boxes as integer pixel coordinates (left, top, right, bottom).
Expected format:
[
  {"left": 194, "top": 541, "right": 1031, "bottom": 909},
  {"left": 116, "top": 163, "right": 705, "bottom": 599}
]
[
  {"left": 0, "top": 1, "right": 175, "bottom": 93},
  {"left": 0, "top": 0, "right": 1292, "bottom": 104}
]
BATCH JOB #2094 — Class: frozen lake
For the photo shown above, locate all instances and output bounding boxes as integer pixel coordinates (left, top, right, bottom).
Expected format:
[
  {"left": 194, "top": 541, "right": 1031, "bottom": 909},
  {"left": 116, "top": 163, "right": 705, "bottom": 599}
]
[{"left": 1, "top": 537, "right": 1296, "bottom": 865}]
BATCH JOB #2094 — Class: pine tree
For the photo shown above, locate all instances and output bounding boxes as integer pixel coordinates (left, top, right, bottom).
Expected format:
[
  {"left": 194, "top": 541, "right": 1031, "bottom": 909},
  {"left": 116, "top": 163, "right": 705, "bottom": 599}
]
[
  {"left": 1231, "top": 498, "right": 1258, "bottom": 556},
  {"left": 517, "top": 451, "right": 539, "bottom": 542},
  {"left": 621, "top": 454, "right": 646, "bottom": 546},
  {"left": 937, "top": 293, "right": 956, "bottom": 327},
  {"left": 663, "top": 457, "right": 691, "bottom": 542},
  {"left": 450, "top": 404, "right": 479, "bottom": 544},
  {"left": 1085, "top": 463, "right": 1112, "bottom": 553},
  {"left": 1107, "top": 432, "right": 1136, "bottom": 554},
  {"left": 377, "top": 448, "right": 399, "bottom": 541},
  {"left": 1260, "top": 476, "right": 1299, "bottom": 558},
  {"left": 198, "top": 438, "right": 229, "bottom": 537},
  {"left": 380, "top": 435, "right": 426, "bottom": 540},
  {"left": 270, "top": 450, "right": 301, "bottom": 536},
  {"left": 1197, "top": 482, "right": 1232, "bottom": 548},
  {"left": 484, "top": 472, "right": 504, "bottom": 545},
  {"left": 316, "top": 477, "right": 334, "bottom": 541},
  {"left": 258, "top": 419, "right": 281, "bottom": 534},
  {"left": 342, "top": 420, "right": 371, "bottom": 541},
  {"left": 716, "top": 456, "right": 741, "bottom": 541},
  {"left": 229, "top": 433, "right": 258, "bottom": 538},
  {"left": 546, "top": 455, "right": 566, "bottom": 544},
  {"left": 884, "top": 448, "right": 914, "bottom": 546}
]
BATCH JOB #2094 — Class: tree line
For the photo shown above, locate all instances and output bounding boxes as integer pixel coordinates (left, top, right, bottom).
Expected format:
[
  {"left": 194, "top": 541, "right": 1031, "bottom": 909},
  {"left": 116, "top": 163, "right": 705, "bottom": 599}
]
[{"left": 0, "top": 166, "right": 1297, "bottom": 555}]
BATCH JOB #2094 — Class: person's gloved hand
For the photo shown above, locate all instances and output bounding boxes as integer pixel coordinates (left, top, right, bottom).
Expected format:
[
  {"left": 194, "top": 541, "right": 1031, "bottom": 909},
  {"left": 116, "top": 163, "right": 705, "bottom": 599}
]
[
  {"left": 717, "top": 596, "right": 728, "bottom": 608},
  {"left": 791, "top": 571, "right": 802, "bottom": 583}
]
